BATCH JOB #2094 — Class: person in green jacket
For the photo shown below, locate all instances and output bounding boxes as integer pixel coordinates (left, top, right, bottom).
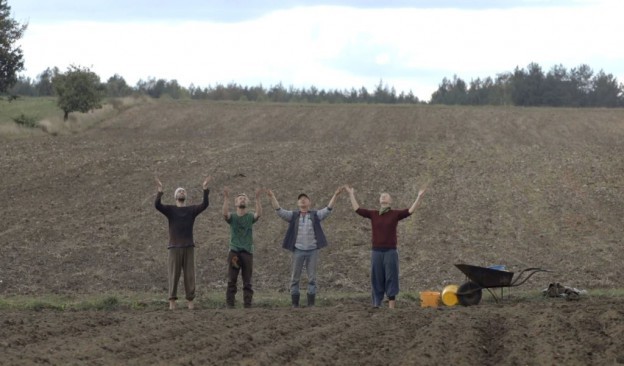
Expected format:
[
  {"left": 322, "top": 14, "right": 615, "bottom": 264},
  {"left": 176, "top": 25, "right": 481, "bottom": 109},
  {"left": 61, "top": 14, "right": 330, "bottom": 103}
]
[{"left": 222, "top": 187, "right": 263, "bottom": 308}]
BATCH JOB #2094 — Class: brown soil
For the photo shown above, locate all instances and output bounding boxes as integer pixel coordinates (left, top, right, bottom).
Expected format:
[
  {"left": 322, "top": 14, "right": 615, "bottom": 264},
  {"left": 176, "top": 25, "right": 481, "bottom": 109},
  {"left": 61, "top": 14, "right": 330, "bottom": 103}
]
[
  {"left": 1, "top": 298, "right": 623, "bottom": 365},
  {"left": 1, "top": 101, "right": 624, "bottom": 364}
]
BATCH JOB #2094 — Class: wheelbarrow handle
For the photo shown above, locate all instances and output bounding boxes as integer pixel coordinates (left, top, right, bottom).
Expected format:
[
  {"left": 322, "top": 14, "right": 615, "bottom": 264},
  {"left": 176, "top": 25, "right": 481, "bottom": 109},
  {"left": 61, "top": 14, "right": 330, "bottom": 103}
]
[{"left": 510, "top": 268, "right": 551, "bottom": 287}]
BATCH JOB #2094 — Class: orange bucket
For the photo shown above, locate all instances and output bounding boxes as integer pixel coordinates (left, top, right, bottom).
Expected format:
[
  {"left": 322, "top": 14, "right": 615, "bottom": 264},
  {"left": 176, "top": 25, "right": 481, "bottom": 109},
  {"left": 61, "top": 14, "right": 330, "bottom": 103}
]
[{"left": 419, "top": 291, "right": 441, "bottom": 308}]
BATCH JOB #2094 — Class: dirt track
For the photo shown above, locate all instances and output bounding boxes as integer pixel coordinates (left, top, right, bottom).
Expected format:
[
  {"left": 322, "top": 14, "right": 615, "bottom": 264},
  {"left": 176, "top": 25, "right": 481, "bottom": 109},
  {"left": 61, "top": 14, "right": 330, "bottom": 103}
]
[{"left": 1, "top": 101, "right": 624, "bottom": 364}]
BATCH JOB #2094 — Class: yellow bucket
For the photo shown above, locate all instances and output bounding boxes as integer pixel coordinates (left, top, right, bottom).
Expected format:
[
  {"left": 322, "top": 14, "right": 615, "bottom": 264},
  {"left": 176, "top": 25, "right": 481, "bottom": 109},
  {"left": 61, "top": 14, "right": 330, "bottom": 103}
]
[
  {"left": 419, "top": 291, "right": 441, "bottom": 308},
  {"left": 441, "top": 284, "right": 459, "bottom": 306}
]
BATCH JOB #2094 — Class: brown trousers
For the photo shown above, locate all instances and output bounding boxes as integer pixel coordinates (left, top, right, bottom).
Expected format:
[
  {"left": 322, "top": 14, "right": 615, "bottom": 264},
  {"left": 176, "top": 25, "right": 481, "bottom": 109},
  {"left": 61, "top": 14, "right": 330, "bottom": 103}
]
[
  {"left": 168, "top": 247, "right": 195, "bottom": 301},
  {"left": 226, "top": 250, "right": 253, "bottom": 307}
]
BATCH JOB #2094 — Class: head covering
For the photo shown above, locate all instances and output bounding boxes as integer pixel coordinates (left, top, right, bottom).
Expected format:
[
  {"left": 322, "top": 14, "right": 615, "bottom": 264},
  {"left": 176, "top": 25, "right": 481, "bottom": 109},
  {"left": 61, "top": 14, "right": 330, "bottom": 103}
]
[
  {"left": 297, "top": 193, "right": 309, "bottom": 200},
  {"left": 174, "top": 187, "right": 186, "bottom": 200}
]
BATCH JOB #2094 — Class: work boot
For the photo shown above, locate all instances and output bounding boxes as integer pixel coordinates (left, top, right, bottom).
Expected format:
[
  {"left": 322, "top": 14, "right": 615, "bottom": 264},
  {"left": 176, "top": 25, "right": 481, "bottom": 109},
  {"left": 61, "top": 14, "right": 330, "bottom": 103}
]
[
  {"left": 291, "top": 294, "right": 300, "bottom": 308},
  {"left": 307, "top": 293, "right": 315, "bottom": 307},
  {"left": 226, "top": 293, "right": 235, "bottom": 309},
  {"left": 243, "top": 291, "right": 253, "bottom": 308}
]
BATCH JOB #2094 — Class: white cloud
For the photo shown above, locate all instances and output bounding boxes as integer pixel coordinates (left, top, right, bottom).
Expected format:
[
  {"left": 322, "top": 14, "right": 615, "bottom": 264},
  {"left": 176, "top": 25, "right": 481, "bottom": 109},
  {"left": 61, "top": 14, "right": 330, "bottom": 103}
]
[{"left": 18, "top": 1, "right": 624, "bottom": 101}]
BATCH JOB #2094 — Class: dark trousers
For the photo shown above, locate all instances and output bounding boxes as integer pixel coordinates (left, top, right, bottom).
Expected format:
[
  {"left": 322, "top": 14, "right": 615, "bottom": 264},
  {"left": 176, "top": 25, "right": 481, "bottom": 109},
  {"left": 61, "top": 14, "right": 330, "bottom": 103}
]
[
  {"left": 226, "top": 250, "right": 253, "bottom": 307},
  {"left": 371, "top": 249, "right": 399, "bottom": 307}
]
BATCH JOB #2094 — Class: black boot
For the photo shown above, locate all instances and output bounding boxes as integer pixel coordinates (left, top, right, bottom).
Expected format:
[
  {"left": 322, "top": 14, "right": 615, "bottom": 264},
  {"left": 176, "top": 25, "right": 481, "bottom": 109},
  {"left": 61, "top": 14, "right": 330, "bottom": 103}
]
[
  {"left": 243, "top": 290, "right": 253, "bottom": 309},
  {"left": 307, "top": 293, "right": 315, "bottom": 307},
  {"left": 291, "top": 294, "right": 300, "bottom": 308}
]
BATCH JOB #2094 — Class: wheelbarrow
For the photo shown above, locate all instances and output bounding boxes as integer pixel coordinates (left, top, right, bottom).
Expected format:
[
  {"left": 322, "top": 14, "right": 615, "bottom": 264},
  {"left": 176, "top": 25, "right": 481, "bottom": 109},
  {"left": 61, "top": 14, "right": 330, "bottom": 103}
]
[{"left": 454, "top": 263, "right": 550, "bottom": 306}]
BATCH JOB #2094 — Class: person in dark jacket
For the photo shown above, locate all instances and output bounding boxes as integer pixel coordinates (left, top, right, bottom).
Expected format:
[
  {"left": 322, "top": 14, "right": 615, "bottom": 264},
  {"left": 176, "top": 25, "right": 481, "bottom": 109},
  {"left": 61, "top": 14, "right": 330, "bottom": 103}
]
[
  {"left": 267, "top": 187, "right": 344, "bottom": 308},
  {"left": 155, "top": 176, "right": 211, "bottom": 310}
]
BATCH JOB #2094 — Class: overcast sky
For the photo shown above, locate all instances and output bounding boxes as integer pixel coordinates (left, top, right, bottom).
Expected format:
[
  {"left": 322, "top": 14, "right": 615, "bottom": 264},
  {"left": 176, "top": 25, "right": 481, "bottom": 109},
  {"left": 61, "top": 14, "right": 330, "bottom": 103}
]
[{"left": 10, "top": 0, "right": 624, "bottom": 101}]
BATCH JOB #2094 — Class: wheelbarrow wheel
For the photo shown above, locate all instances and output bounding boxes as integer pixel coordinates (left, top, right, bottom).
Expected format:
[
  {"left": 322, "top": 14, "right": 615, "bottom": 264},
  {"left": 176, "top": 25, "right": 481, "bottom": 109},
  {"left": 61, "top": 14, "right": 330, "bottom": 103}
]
[{"left": 457, "top": 281, "right": 482, "bottom": 306}]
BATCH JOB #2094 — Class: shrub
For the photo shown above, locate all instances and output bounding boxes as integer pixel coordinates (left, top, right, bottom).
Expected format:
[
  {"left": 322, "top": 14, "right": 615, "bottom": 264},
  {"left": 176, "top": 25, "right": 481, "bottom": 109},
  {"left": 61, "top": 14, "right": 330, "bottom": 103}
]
[
  {"left": 12, "top": 113, "right": 37, "bottom": 128},
  {"left": 95, "top": 296, "right": 120, "bottom": 310}
]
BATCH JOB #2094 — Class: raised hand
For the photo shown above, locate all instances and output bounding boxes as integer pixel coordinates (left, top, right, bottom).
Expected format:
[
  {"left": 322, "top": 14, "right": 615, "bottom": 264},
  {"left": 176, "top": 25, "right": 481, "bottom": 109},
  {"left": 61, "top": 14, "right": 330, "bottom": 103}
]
[
  {"left": 266, "top": 189, "right": 280, "bottom": 209},
  {"left": 335, "top": 185, "right": 346, "bottom": 195},
  {"left": 155, "top": 176, "right": 163, "bottom": 192},
  {"left": 202, "top": 176, "right": 212, "bottom": 190},
  {"left": 346, "top": 185, "right": 359, "bottom": 210}
]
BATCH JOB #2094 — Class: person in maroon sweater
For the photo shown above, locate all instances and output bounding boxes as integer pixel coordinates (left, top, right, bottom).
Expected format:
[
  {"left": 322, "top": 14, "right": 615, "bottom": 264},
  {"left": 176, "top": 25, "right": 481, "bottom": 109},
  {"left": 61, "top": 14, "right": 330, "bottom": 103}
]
[
  {"left": 155, "top": 176, "right": 211, "bottom": 310},
  {"left": 346, "top": 185, "right": 426, "bottom": 308}
]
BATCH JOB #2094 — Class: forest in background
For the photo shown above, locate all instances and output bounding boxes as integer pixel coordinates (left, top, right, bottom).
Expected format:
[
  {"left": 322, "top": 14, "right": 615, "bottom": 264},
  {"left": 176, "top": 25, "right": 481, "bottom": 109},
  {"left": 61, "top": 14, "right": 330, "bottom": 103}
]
[{"left": 7, "top": 62, "right": 624, "bottom": 107}]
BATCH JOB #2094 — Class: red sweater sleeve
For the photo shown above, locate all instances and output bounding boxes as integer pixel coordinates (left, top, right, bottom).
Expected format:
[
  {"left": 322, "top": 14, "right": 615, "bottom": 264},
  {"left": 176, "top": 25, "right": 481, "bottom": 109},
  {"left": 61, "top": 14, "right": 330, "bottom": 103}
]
[
  {"left": 356, "top": 208, "right": 373, "bottom": 218},
  {"left": 397, "top": 208, "right": 411, "bottom": 220}
]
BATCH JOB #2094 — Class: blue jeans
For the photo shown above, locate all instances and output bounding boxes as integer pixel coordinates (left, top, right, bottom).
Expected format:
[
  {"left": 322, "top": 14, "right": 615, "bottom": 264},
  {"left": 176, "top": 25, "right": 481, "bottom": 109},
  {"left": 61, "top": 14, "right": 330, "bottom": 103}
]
[
  {"left": 371, "top": 249, "right": 399, "bottom": 307},
  {"left": 290, "top": 248, "right": 319, "bottom": 295}
]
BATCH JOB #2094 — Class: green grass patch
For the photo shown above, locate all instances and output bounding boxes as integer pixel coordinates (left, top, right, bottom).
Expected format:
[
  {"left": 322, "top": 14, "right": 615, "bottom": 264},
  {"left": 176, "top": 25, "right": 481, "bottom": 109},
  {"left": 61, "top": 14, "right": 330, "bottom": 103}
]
[
  {"left": 0, "top": 96, "right": 149, "bottom": 136},
  {"left": 585, "top": 288, "right": 624, "bottom": 297},
  {"left": 74, "top": 296, "right": 121, "bottom": 311},
  {"left": 0, "top": 289, "right": 620, "bottom": 311},
  {"left": 26, "top": 300, "right": 66, "bottom": 311},
  {"left": 0, "top": 97, "right": 60, "bottom": 125},
  {"left": 0, "top": 291, "right": 375, "bottom": 311}
]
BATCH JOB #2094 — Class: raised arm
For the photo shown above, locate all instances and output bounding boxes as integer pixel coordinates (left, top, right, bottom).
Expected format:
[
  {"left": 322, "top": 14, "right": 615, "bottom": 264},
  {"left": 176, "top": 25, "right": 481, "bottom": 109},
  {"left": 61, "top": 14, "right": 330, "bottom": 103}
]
[
  {"left": 327, "top": 185, "right": 345, "bottom": 209},
  {"left": 346, "top": 185, "right": 359, "bottom": 211},
  {"left": 198, "top": 176, "right": 212, "bottom": 212},
  {"left": 254, "top": 188, "right": 263, "bottom": 220},
  {"left": 222, "top": 187, "right": 231, "bottom": 220},
  {"left": 155, "top": 176, "right": 163, "bottom": 193},
  {"left": 408, "top": 187, "right": 427, "bottom": 214},
  {"left": 267, "top": 189, "right": 294, "bottom": 222},
  {"left": 155, "top": 176, "right": 165, "bottom": 211},
  {"left": 266, "top": 189, "right": 280, "bottom": 210}
]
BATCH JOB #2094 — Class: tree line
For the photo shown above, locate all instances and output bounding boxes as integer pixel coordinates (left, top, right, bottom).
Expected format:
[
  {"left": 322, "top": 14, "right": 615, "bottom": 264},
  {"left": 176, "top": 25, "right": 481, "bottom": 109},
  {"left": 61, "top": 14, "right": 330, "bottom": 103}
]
[
  {"left": 9, "top": 71, "right": 421, "bottom": 104},
  {"left": 9, "top": 62, "right": 624, "bottom": 108},
  {"left": 431, "top": 63, "right": 624, "bottom": 107}
]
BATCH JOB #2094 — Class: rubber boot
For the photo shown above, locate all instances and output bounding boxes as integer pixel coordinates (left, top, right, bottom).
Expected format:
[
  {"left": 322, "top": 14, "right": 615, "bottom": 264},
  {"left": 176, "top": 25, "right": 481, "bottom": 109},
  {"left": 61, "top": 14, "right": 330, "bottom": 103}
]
[
  {"left": 291, "top": 294, "right": 300, "bottom": 308},
  {"left": 226, "top": 290, "right": 235, "bottom": 309},
  {"left": 243, "top": 292, "right": 253, "bottom": 308},
  {"left": 307, "top": 293, "right": 316, "bottom": 307}
]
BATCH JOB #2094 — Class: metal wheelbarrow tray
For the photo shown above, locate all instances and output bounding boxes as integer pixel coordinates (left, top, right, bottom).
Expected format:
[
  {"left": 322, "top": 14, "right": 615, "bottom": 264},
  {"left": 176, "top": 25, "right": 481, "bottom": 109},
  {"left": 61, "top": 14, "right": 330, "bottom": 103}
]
[{"left": 454, "top": 263, "right": 550, "bottom": 306}]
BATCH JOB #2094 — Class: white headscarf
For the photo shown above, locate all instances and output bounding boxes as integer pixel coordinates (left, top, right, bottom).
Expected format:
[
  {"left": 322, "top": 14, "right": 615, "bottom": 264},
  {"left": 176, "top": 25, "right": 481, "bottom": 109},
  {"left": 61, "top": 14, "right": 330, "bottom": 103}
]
[{"left": 174, "top": 187, "right": 186, "bottom": 200}]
